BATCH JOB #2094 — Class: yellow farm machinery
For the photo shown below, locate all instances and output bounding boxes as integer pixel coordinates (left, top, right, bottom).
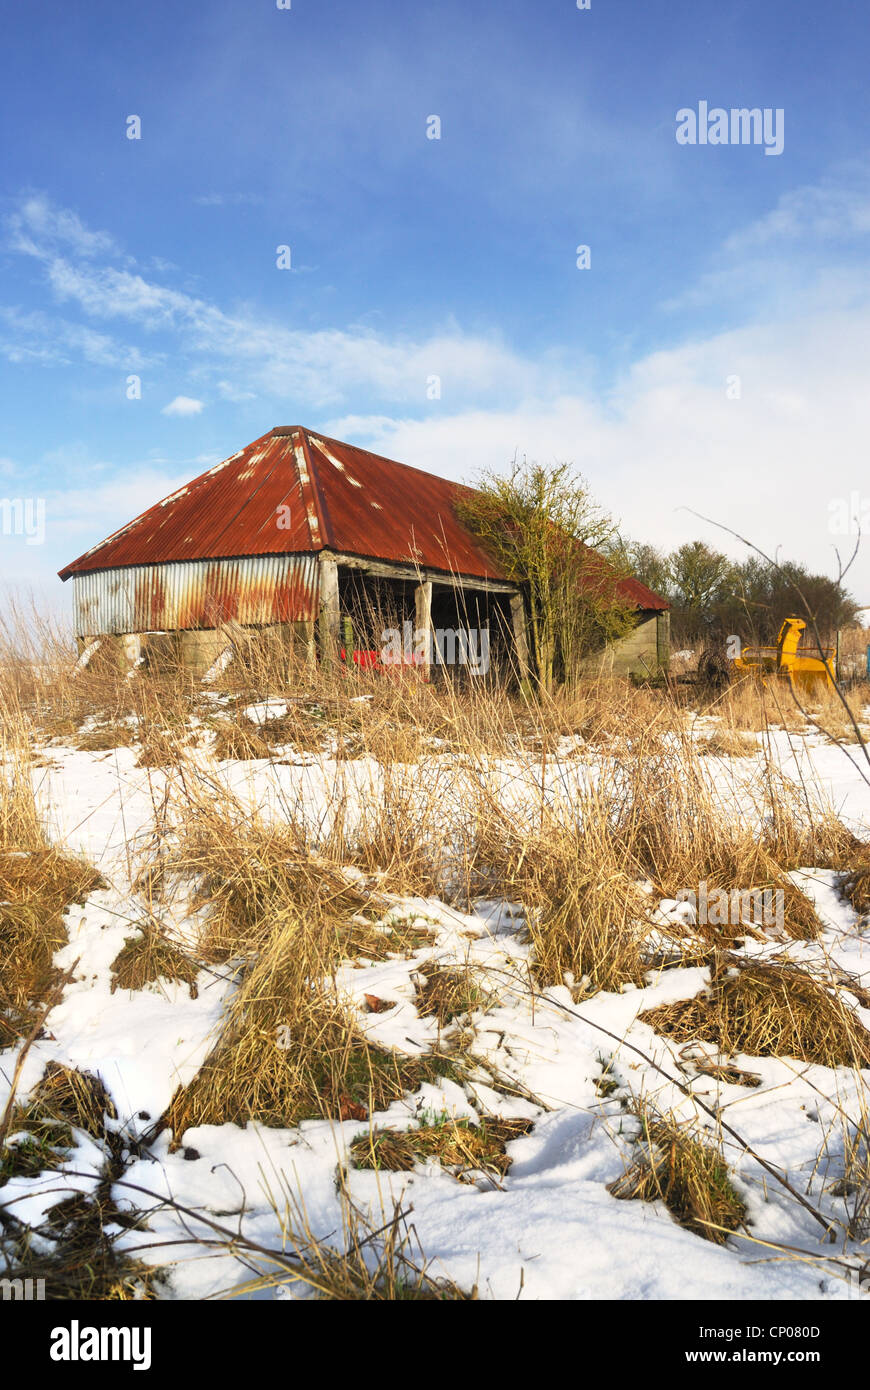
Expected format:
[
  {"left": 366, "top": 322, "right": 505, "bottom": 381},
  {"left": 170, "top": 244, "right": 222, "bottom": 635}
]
[{"left": 732, "top": 617, "right": 837, "bottom": 692}]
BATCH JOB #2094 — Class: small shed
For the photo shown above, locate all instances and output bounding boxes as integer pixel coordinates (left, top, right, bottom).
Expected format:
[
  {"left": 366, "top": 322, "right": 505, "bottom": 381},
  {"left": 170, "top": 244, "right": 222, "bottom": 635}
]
[{"left": 58, "top": 426, "right": 669, "bottom": 680}]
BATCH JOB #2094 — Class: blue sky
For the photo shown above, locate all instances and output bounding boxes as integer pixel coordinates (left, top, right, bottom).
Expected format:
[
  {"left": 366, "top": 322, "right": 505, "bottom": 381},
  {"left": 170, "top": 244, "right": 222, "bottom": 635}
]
[{"left": 2, "top": 0, "right": 870, "bottom": 606}]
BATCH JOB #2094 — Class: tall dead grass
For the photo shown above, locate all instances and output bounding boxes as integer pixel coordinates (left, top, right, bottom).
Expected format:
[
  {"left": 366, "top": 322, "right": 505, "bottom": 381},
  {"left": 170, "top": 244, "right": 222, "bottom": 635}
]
[
  {"left": 164, "top": 910, "right": 456, "bottom": 1140},
  {"left": 0, "top": 703, "right": 102, "bottom": 1041},
  {"left": 5, "top": 599, "right": 867, "bottom": 1010},
  {"left": 155, "top": 781, "right": 461, "bottom": 1141}
]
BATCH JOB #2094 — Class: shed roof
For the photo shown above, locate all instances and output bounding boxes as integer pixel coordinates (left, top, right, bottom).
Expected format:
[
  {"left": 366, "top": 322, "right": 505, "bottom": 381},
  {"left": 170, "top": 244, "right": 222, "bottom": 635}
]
[{"left": 58, "top": 426, "right": 668, "bottom": 611}]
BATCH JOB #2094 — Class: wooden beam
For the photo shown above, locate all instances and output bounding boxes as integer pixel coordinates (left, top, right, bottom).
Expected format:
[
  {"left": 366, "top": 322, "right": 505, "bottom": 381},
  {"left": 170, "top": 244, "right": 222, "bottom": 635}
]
[
  {"left": 509, "top": 593, "right": 531, "bottom": 685},
  {"left": 317, "top": 553, "right": 340, "bottom": 667},
  {"left": 330, "top": 550, "right": 517, "bottom": 596},
  {"left": 414, "top": 579, "right": 434, "bottom": 679},
  {"left": 656, "top": 610, "right": 670, "bottom": 672}
]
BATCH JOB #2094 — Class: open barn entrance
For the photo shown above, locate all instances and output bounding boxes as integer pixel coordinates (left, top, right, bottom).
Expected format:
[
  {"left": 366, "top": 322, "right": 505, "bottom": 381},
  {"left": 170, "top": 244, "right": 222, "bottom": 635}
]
[
  {"left": 337, "top": 570, "right": 415, "bottom": 668},
  {"left": 336, "top": 567, "right": 518, "bottom": 684},
  {"left": 429, "top": 583, "right": 514, "bottom": 685}
]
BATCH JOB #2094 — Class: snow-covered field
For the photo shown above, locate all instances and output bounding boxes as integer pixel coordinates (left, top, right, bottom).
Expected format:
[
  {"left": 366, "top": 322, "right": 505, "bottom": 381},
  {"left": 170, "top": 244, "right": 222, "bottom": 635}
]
[{"left": 3, "top": 713, "right": 870, "bottom": 1301}]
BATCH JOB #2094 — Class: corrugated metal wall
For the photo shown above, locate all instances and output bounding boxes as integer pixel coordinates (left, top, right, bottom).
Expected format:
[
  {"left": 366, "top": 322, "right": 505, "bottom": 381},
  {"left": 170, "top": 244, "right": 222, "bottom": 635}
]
[{"left": 72, "top": 555, "right": 320, "bottom": 637}]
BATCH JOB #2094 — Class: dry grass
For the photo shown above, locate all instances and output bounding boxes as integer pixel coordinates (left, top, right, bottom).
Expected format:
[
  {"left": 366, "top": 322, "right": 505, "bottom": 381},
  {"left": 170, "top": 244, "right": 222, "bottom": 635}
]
[
  {"left": 134, "top": 723, "right": 190, "bottom": 768},
  {"left": 349, "top": 768, "right": 446, "bottom": 897},
  {"left": 378, "top": 912, "right": 438, "bottom": 955},
  {"left": 597, "top": 732, "right": 830, "bottom": 943},
  {"left": 113, "top": 649, "right": 861, "bottom": 1007},
  {"left": 608, "top": 1108, "right": 746, "bottom": 1244},
  {"left": 842, "top": 862, "right": 870, "bottom": 917},
  {"left": 110, "top": 919, "right": 200, "bottom": 997},
  {"left": 1, "top": 707, "right": 45, "bottom": 850},
  {"left": 73, "top": 721, "right": 135, "bottom": 752},
  {"left": 415, "top": 964, "right": 493, "bottom": 1027},
  {"left": 24, "top": 1062, "right": 118, "bottom": 1139},
  {"left": 0, "top": 1059, "right": 161, "bottom": 1299},
  {"left": 163, "top": 911, "right": 460, "bottom": 1143},
  {"left": 767, "top": 811, "right": 868, "bottom": 874},
  {"left": 839, "top": 1122, "right": 870, "bottom": 1241},
  {"left": 163, "top": 797, "right": 388, "bottom": 966},
  {"left": 230, "top": 1187, "right": 475, "bottom": 1300},
  {"left": 1, "top": 1112, "right": 72, "bottom": 1182},
  {"left": 1, "top": 1187, "right": 161, "bottom": 1300},
  {"left": 209, "top": 716, "right": 273, "bottom": 763},
  {"left": 10, "top": 602, "right": 870, "bottom": 1296},
  {"left": 712, "top": 672, "right": 870, "bottom": 745},
  {"left": 2, "top": 1065, "right": 112, "bottom": 1180},
  {"left": 517, "top": 817, "right": 653, "bottom": 993},
  {"left": 350, "top": 1114, "right": 534, "bottom": 1182},
  {"left": 641, "top": 958, "right": 870, "bottom": 1068},
  {"left": 706, "top": 677, "right": 806, "bottom": 734},
  {"left": 0, "top": 848, "right": 103, "bottom": 1043},
  {"left": 697, "top": 729, "right": 759, "bottom": 758}
]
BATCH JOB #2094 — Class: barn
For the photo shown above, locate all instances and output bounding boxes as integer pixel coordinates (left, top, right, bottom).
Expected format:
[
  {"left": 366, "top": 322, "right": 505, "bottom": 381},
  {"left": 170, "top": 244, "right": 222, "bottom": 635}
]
[{"left": 58, "top": 426, "right": 669, "bottom": 681}]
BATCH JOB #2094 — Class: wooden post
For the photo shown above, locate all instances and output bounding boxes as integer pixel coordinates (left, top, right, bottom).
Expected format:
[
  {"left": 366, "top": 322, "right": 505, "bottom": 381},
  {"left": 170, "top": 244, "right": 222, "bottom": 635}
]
[
  {"left": 318, "top": 554, "right": 340, "bottom": 668},
  {"left": 414, "top": 580, "right": 433, "bottom": 679},
  {"left": 656, "top": 610, "right": 671, "bottom": 673},
  {"left": 509, "top": 592, "right": 531, "bottom": 686}
]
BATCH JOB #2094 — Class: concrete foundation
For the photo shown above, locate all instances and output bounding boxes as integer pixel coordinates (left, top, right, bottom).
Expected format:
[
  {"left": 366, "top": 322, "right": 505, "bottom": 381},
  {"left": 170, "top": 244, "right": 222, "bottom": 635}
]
[
  {"left": 76, "top": 633, "right": 141, "bottom": 673},
  {"left": 140, "top": 632, "right": 180, "bottom": 671},
  {"left": 77, "top": 622, "right": 318, "bottom": 679},
  {"left": 237, "top": 620, "right": 315, "bottom": 674},
  {"left": 179, "top": 628, "right": 234, "bottom": 678}
]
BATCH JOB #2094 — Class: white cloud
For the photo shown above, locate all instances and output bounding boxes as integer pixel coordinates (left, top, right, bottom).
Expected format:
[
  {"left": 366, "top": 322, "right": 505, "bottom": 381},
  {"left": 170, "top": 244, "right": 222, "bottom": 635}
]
[
  {"left": 161, "top": 395, "right": 205, "bottom": 417},
  {"left": 665, "top": 165, "right": 870, "bottom": 316}
]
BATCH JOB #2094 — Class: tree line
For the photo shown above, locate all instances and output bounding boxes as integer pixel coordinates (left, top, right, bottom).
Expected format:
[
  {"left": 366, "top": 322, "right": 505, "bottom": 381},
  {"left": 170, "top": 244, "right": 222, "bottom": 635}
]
[
  {"left": 614, "top": 539, "right": 861, "bottom": 647},
  {"left": 455, "top": 459, "right": 862, "bottom": 690}
]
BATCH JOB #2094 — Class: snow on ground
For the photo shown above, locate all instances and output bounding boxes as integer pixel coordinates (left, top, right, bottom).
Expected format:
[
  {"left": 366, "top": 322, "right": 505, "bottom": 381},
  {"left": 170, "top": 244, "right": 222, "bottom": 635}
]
[{"left": 3, "top": 722, "right": 870, "bottom": 1300}]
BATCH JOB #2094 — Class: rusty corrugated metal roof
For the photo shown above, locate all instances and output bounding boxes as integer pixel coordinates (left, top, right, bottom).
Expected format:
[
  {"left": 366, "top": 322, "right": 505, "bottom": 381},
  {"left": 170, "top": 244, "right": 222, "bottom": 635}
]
[{"left": 58, "top": 426, "right": 668, "bottom": 610}]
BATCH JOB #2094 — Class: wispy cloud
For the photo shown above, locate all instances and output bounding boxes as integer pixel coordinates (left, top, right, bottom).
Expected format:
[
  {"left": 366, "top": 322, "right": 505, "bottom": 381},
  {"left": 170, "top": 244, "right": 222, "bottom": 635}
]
[
  {"left": 328, "top": 291, "right": 870, "bottom": 593},
  {"left": 0, "top": 307, "right": 148, "bottom": 369},
  {"left": 725, "top": 166, "right": 870, "bottom": 251},
  {"left": 664, "top": 164, "right": 870, "bottom": 315},
  {"left": 7, "top": 192, "right": 119, "bottom": 260},
  {"left": 4, "top": 194, "right": 569, "bottom": 409}
]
